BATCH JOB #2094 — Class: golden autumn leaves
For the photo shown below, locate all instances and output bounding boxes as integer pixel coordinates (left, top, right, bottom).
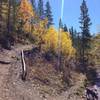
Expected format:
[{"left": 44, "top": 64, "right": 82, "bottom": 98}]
[
  {"left": 44, "top": 27, "right": 75, "bottom": 57},
  {"left": 17, "top": 0, "right": 75, "bottom": 57},
  {"left": 18, "top": 0, "right": 34, "bottom": 21}
]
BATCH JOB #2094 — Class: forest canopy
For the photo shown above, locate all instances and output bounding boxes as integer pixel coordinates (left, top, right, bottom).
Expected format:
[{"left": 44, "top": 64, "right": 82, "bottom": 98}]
[{"left": 16, "top": 0, "right": 75, "bottom": 57}]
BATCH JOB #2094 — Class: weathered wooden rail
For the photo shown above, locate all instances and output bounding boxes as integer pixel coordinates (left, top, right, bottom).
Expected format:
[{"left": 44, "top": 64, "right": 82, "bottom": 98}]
[{"left": 21, "top": 50, "right": 27, "bottom": 81}]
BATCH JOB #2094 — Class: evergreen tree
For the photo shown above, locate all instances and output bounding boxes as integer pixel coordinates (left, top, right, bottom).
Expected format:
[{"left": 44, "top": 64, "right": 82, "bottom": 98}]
[
  {"left": 69, "top": 26, "right": 75, "bottom": 47},
  {"left": 45, "top": 1, "right": 53, "bottom": 28},
  {"left": 59, "top": 18, "right": 63, "bottom": 29},
  {"left": 73, "top": 29, "right": 78, "bottom": 48},
  {"left": 31, "top": 0, "right": 36, "bottom": 12},
  {"left": 7, "top": 0, "right": 15, "bottom": 33},
  {"left": 63, "top": 24, "right": 68, "bottom": 32},
  {"left": 0, "top": 0, "right": 3, "bottom": 33},
  {"left": 7, "top": 0, "right": 11, "bottom": 34},
  {"left": 0, "top": 0, "right": 2, "bottom": 19},
  {"left": 38, "top": 0, "right": 44, "bottom": 17},
  {"left": 4, "top": 0, "right": 12, "bottom": 49},
  {"left": 69, "top": 26, "right": 74, "bottom": 37},
  {"left": 79, "top": 0, "right": 92, "bottom": 67},
  {"left": 12, "top": 0, "right": 17, "bottom": 32},
  {"left": 0, "top": 0, "right": 8, "bottom": 34}
]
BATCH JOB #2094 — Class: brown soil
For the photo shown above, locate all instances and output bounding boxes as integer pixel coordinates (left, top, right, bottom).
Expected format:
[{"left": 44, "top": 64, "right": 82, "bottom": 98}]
[{"left": 0, "top": 44, "right": 85, "bottom": 100}]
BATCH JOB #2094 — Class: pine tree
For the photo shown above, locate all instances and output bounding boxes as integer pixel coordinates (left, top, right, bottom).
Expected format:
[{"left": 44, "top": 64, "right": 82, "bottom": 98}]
[
  {"left": 45, "top": 1, "right": 53, "bottom": 28},
  {"left": 12, "top": 0, "right": 17, "bottom": 32},
  {"left": 4, "top": 0, "right": 12, "bottom": 49},
  {"left": 0, "top": 0, "right": 2, "bottom": 19},
  {"left": 0, "top": 0, "right": 3, "bottom": 33},
  {"left": 59, "top": 18, "right": 63, "bottom": 29},
  {"left": 7, "top": 0, "right": 11, "bottom": 35},
  {"left": 31, "top": 0, "right": 36, "bottom": 12},
  {"left": 73, "top": 29, "right": 79, "bottom": 48},
  {"left": 79, "top": 0, "right": 92, "bottom": 67},
  {"left": 63, "top": 24, "right": 68, "bottom": 32},
  {"left": 69, "top": 26, "right": 75, "bottom": 47},
  {"left": 38, "top": 0, "right": 44, "bottom": 17},
  {"left": 69, "top": 26, "right": 74, "bottom": 37},
  {"left": 7, "top": 0, "right": 15, "bottom": 33},
  {"left": 0, "top": 0, "right": 8, "bottom": 34}
]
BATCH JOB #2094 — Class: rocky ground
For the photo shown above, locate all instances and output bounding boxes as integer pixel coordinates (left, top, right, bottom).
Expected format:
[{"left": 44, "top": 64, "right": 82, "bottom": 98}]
[{"left": 0, "top": 44, "right": 85, "bottom": 100}]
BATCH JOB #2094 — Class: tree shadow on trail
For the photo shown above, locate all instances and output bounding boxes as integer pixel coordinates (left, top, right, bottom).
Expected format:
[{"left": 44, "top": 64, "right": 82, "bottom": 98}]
[
  {"left": 85, "top": 67, "right": 97, "bottom": 84},
  {"left": 77, "top": 61, "right": 97, "bottom": 85}
]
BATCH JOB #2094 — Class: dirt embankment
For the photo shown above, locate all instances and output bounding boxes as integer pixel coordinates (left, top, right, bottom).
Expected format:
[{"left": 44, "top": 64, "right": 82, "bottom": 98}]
[
  {"left": 0, "top": 45, "right": 41, "bottom": 100},
  {"left": 0, "top": 45, "right": 85, "bottom": 100}
]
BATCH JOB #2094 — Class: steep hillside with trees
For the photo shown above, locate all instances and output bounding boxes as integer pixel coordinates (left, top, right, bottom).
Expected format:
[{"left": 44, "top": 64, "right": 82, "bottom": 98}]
[{"left": 0, "top": 0, "right": 99, "bottom": 100}]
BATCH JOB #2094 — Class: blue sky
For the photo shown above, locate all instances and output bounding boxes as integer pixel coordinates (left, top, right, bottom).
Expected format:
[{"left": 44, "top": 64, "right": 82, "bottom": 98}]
[{"left": 44, "top": 0, "right": 100, "bottom": 34}]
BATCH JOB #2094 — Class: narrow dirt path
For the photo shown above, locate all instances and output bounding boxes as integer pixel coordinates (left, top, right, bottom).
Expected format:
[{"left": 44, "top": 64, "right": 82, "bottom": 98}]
[
  {"left": 0, "top": 63, "right": 11, "bottom": 100},
  {"left": 0, "top": 49, "right": 13, "bottom": 100},
  {"left": 0, "top": 45, "right": 41, "bottom": 100}
]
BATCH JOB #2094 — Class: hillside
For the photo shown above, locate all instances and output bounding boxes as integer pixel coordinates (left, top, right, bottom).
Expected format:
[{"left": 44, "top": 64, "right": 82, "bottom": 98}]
[
  {"left": 0, "top": 0, "right": 100, "bottom": 100},
  {"left": 92, "top": 34, "right": 100, "bottom": 69},
  {"left": 0, "top": 44, "right": 86, "bottom": 100}
]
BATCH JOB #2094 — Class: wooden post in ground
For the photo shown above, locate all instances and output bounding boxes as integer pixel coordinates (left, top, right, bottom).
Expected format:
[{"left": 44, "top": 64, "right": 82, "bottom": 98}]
[{"left": 21, "top": 50, "right": 27, "bottom": 81}]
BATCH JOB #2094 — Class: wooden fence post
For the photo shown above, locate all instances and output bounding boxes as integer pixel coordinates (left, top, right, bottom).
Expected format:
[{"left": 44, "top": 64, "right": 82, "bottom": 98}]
[{"left": 21, "top": 50, "right": 27, "bottom": 81}]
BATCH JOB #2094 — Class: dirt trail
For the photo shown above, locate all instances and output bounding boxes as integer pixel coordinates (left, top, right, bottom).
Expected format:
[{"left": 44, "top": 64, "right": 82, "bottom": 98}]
[
  {"left": 0, "top": 45, "right": 41, "bottom": 100},
  {"left": 0, "top": 45, "right": 84, "bottom": 100}
]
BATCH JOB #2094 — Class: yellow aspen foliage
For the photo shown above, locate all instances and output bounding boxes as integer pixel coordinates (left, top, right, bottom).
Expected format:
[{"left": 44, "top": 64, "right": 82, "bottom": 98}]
[
  {"left": 17, "top": 0, "right": 35, "bottom": 32},
  {"left": 60, "top": 31, "right": 75, "bottom": 56},
  {"left": 33, "top": 18, "right": 48, "bottom": 35},
  {"left": 18, "top": 0, "right": 34, "bottom": 21},
  {"left": 43, "top": 27, "right": 58, "bottom": 51},
  {"left": 44, "top": 27, "right": 75, "bottom": 57},
  {"left": 32, "top": 18, "right": 48, "bottom": 46}
]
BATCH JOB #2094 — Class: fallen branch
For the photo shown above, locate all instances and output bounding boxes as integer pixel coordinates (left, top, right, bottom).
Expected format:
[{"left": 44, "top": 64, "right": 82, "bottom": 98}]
[{"left": 0, "top": 60, "right": 11, "bottom": 64}]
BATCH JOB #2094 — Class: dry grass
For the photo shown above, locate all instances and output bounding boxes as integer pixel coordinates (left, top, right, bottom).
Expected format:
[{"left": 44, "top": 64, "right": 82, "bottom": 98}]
[{"left": 24, "top": 49, "right": 86, "bottom": 97}]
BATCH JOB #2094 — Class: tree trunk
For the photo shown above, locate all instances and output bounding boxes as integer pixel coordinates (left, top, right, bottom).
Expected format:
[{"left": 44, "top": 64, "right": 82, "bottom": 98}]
[{"left": 0, "top": 0, "right": 2, "bottom": 33}]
